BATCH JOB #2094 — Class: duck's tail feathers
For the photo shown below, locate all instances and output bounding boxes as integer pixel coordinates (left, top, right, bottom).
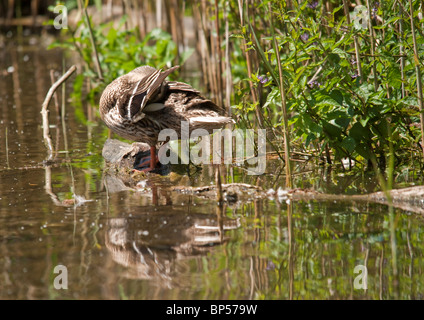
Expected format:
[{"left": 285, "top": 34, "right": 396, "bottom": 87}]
[
  {"left": 189, "top": 116, "right": 235, "bottom": 128},
  {"left": 167, "top": 81, "right": 200, "bottom": 94}
]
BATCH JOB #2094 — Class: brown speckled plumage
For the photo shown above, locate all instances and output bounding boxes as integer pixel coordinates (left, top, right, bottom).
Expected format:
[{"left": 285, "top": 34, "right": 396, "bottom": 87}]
[{"left": 99, "top": 65, "right": 233, "bottom": 171}]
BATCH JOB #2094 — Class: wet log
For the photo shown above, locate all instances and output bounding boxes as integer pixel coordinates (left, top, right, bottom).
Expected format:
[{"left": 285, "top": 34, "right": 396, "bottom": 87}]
[
  {"left": 101, "top": 139, "right": 424, "bottom": 214},
  {"left": 174, "top": 184, "right": 424, "bottom": 214},
  {"left": 102, "top": 138, "right": 150, "bottom": 168},
  {"left": 271, "top": 187, "right": 424, "bottom": 215},
  {"left": 102, "top": 138, "right": 170, "bottom": 180}
]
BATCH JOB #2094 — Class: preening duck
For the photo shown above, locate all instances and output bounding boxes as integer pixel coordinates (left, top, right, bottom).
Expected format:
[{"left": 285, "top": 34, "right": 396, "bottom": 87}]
[{"left": 99, "top": 65, "right": 233, "bottom": 172}]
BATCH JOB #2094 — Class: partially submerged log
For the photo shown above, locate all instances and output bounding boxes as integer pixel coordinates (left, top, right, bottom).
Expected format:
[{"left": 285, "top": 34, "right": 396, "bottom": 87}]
[
  {"left": 102, "top": 138, "right": 170, "bottom": 178},
  {"left": 173, "top": 184, "right": 424, "bottom": 214},
  {"left": 280, "top": 186, "right": 424, "bottom": 208},
  {"left": 172, "top": 183, "right": 263, "bottom": 203},
  {"left": 102, "top": 138, "right": 150, "bottom": 168},
  {"left": 102, "top": 139, "right": 424, "bottom": 214}
]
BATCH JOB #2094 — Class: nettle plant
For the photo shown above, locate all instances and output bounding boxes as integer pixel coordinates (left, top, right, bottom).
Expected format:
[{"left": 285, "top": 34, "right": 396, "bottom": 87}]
[{"left": 232, "top": 0, "right": 424, "bottom": 172}]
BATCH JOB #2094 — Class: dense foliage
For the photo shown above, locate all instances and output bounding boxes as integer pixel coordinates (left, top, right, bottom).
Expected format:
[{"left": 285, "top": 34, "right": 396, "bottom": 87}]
[{"left": 233, "top": 0, "right": 424, "bottom": 174}]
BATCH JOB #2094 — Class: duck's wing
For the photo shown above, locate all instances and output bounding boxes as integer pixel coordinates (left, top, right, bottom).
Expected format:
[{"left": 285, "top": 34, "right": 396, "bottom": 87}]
[
  {"left": 167, "top": 81, "right": 200, "bottom": 94},
  {"left": 128, "top": 66, "right": 180, "bottom": 122}
]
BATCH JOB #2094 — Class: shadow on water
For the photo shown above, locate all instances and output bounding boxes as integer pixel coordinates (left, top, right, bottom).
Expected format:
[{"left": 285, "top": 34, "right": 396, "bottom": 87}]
[{"left": 1, "top": 33, "right": 424, "bottom": 300}]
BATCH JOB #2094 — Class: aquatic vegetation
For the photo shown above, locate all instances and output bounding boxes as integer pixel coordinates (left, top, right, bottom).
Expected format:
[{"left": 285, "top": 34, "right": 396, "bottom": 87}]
[
  {"left": 233, "top": 1, "right": 424, "bottom": 174},
  {"left": 46, "top": 0, "right": 424, "bottom": 186}
]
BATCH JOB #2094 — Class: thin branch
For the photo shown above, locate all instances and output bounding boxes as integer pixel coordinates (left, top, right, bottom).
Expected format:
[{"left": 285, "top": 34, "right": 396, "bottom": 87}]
[{"left": 41, "top": 65, "right": 77, "bottom": 159}]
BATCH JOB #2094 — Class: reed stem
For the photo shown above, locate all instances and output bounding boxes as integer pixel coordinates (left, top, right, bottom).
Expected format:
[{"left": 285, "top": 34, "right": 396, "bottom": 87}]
[
  {"left": 408, "top": 0, "right": 424, "bottom": 160},
  {"left": 240, "top": 0, "right": 264, "bottom": 128},
  {"left": 343, "top": 0, "right": 363, "bottom": 83},
  {"left": 214, "top": 0, "right": 223, "bottom": 107},
  {"left": 5, "top": 127, "right": 10, "bottom": 169},
  {"left": 215, "top": 164, "right": 224, "bottom": 205},
  {"left": 77, "top": 0, "right": 103, "bottom": 80},
  {"left": 399, "top": 3, "right": 406, "bottom": 98},
  {"left": 366, "top": 0, "right": 378, "bottom": 91},
  {"left": 269, "top": 2, "right": 292, "bottom": 188},
  {"left": 224, "top": 0, "right": 232, "bottom": 115}
]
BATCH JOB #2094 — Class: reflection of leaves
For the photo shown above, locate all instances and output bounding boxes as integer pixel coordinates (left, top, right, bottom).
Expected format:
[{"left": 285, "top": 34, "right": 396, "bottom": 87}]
[{"left": 73, "top": 104, "right": 87, "bottom": 125}]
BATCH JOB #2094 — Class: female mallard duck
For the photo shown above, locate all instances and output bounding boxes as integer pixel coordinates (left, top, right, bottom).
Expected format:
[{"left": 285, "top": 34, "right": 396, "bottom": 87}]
[{"left": 99, "top": 65, "right": 233, "bottom": 172}]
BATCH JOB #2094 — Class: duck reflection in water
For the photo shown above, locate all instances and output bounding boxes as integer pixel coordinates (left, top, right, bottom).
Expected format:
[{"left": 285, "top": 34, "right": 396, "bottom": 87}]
[{"left": 105, "top": 205, "right": 240, "bottom": 286}]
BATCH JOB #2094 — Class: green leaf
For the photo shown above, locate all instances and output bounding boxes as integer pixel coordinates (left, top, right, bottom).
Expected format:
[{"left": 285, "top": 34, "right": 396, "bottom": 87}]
[
  {"left": 330, "top": 89, "right": 344, "bottom": 105},
  {"left": 331, "top": 47, "right": 347, "bottom": 59},
  {"left": 334, "top": 117, "right": 350, "bottom": 129},
  {"left": 355, "top": 143, "right": 372, "bottom": 159},
  {"left": 304, "top": 114, "right": 322, "bottom": 134},
  {"left": 328, "top": 53, "right": 341, "bottom": 64},
  {"left": 316, "top": 97, "right": 342, "bottom": 107},
  {"left": 323, "top": 121, "right": 342, "bottom": 137},
  {"left": 388, "top": 67, "right": 402, "bottom": 90},
  {"left": 383, "top": 16, "right": 402, "bottom": 27},
  {"left": 349, "top": 122, "right": 371, "bottom": 142},
  {"left": 305, "top": 133, "right": 316, "bottom": 147},
  {"left": 263, "top": 87, "right": 280, "bottom": 109},
  {"left": 341, "top": 136, "right": 356, "bottom": 153}
]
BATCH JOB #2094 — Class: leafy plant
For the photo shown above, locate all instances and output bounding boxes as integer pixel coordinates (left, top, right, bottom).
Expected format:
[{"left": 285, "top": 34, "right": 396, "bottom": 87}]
[
  {"left": 230, "top": 0, "right": 424, "bottom": 180},
  {"left": 47, "top": 5, "right": 194, "bottom": 100}
]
